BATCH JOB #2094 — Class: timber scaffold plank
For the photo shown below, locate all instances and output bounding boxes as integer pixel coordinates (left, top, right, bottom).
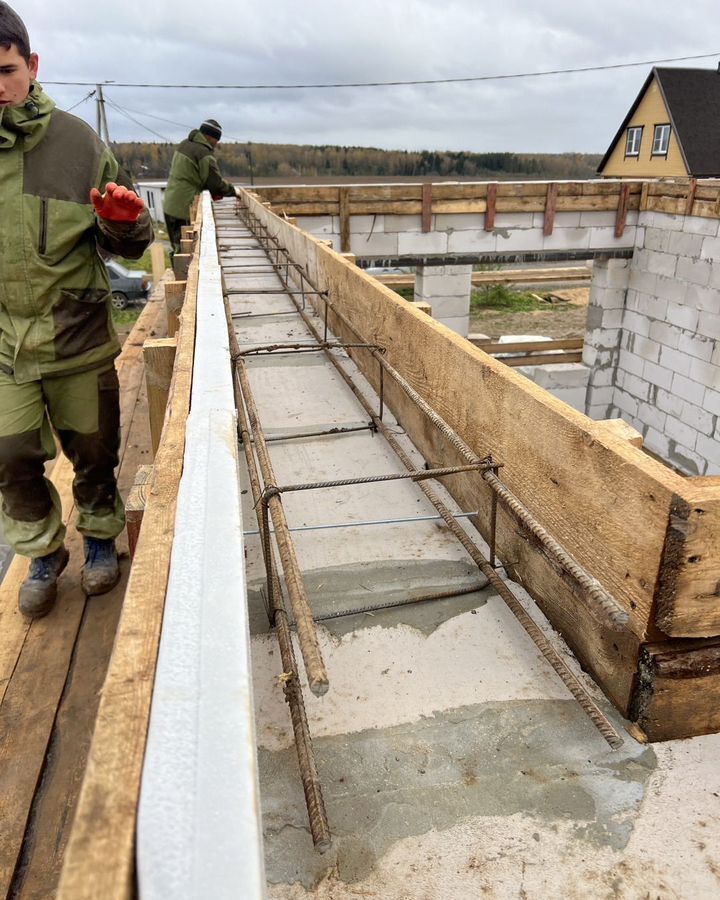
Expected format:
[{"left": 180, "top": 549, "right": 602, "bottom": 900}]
[
  {"left": 0, "top": 278, "right": 169, "bottom": 898},
  {"left": 56, "top": 218, "right": 200, "bottom": 900}
]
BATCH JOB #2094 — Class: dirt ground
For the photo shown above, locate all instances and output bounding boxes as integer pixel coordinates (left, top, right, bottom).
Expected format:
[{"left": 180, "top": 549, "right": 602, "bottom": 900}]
[{"left": 470, "top": 288, "right": 590, "bottom": 340}]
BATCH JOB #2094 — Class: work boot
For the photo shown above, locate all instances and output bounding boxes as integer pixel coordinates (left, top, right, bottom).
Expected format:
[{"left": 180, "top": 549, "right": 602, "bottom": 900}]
[
  {"left": 18, "top": 545, "right": 70, "bottom": 619},
  {"left": 81, "top": 537, "right": 120, "bottom": 596}
]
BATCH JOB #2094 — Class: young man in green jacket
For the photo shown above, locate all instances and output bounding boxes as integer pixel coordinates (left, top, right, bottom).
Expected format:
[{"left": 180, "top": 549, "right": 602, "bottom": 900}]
[
  {"left": 0, "top": 3, "right": 154, "bottom": 617},
  {"left": 163, "top": 119, "right": 236, "bottom": 255}
]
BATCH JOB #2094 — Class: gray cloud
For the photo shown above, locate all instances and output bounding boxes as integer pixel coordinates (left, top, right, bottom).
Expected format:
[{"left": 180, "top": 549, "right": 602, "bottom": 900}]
[{"left": 17, "top": 0, "right": 720, "bottom": 153}]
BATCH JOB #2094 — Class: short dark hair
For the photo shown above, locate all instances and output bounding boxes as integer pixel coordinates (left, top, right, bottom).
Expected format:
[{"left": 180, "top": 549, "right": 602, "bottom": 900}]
[{"left": 0, "top": 2, "right": 31, "bottom": 62}]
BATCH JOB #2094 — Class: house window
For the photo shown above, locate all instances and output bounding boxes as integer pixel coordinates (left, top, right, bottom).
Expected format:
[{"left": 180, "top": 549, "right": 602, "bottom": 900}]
[
  {"left": 652, "top": 124, "right": 671, "bottom": 156},
  {"left": 147, "top": 192, "right": 155, "bottom": 210},
  {"left": 625, "top": 126, "right": 643, "bottom": 157}
]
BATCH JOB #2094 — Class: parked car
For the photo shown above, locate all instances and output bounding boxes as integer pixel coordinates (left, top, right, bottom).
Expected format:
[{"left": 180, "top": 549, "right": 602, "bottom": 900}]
[{"left": 104, "top": 258, "right": 152, "bottom": 310}]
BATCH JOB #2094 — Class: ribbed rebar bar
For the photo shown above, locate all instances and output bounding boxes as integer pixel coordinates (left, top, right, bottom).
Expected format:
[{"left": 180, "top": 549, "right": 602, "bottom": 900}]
[
  {"left": 224, "top": 293, "right": 332, "bottom": 850},
  {"left": 234, "top": 337, "right": 329, "bottom": 697}
]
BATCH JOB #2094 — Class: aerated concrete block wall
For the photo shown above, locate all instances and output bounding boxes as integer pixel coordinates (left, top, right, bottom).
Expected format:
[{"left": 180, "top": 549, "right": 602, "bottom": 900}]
[{"left": 585, "top": 213, "right": 720, "bottom": 476}]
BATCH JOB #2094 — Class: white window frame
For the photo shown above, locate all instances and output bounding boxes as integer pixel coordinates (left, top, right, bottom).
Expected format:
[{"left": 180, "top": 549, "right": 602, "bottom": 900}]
[
  {"left": 652, "top": 124, "right": 671, "bottom": 156},
  {"left": 625, "top": 126, "right": 643, "bottom": 157}
]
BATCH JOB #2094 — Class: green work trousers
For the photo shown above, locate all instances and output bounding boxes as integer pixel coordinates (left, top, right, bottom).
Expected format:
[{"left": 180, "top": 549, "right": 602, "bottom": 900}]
[{"left": 0, "top": 363, "right": 124, "bottom": 558}]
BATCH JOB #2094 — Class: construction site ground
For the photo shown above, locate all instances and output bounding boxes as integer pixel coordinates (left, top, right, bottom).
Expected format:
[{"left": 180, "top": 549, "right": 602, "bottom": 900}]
[{"left": 469, "top": 287, "right": 590, "bottom": 340}]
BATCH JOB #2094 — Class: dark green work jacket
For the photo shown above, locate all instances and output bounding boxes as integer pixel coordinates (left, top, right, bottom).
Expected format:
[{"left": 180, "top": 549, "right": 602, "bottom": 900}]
[{"left": 0, "top": 83, "right": 154, "bottom": 383}]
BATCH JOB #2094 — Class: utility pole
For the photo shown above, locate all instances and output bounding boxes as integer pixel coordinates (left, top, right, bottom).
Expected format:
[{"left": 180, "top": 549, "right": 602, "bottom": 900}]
[
  {"left": 95, "top": 84, "right": 110, "bottom": 145},
  {"left": 247, "top": 141, "right": 255, "bottom": 186}
]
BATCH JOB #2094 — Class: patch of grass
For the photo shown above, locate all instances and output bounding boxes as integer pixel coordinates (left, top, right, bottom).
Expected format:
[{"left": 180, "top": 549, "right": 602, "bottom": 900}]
[
  {"left": 471, "top": 284, "right": 571, "bottom": 313},
  {"left": 118, "top": 242, "right": 170, "bottom": 273},
  {"left": 393, "top": 286, "right": 415, "bottom": 301},
  {"left": 111, "top": 307, "right": 142, "bottom": 325}
]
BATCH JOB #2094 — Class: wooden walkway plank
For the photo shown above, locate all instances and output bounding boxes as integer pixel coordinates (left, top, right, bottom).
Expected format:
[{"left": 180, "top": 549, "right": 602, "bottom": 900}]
[
  {"left": 0, "top": 290, "right": 167, "bottom": 898},
  {"left": 57, "top": 244, "right": 199, "bottom": 900},
  {"left": 11, "top": 377, "right": 154, "bottom": 900}
]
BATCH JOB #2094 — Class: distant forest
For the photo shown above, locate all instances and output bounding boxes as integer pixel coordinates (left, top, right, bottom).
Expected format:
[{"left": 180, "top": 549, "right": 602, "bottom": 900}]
[{"left": 112, "top": 141, "right": 602, "bottom": 181}]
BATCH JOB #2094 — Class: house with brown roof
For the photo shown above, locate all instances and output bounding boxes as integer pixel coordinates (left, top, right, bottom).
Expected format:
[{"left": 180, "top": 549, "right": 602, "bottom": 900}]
[{"left": 597, "top": 66, "right": 720, "bottom": 178}]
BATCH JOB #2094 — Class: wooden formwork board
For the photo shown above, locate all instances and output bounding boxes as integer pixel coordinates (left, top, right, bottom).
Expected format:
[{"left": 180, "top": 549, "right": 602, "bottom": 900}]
[
  {"left": 254, "top": 177, "right": 720, "bottom": 222},
  {"left": 57, "top": 229, "right": 200, "bottom": 899},
  {"left": 242, "top": 189, "right": 720, "bottom": 723}
]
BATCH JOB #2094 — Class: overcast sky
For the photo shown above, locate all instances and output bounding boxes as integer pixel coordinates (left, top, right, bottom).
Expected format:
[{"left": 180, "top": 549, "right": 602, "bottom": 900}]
[{"left": 17, "top": 0, "right": 720, "bottom": 154}]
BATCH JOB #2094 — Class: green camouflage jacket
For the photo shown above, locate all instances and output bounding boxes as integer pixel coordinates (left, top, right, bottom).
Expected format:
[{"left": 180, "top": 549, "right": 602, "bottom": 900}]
[
  {"left": 0, "top": 83, "right": 154, "bottom": 383},
  {"left": 162, "top": 129, "right": 235, "bottom": 220}
]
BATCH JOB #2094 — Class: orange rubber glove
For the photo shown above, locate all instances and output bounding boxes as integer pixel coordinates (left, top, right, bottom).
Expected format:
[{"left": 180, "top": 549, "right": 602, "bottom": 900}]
[{"left": 90, "top": 182, "right": 145, "bottom": 222}]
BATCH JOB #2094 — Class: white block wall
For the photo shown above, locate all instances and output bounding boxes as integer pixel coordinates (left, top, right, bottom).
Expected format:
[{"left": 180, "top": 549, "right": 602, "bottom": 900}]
[
  {"left": 293, "top": 210, "right": 640, "bottom": 259},
  {"left": 586, "top": 213, "right": 720, "bottom": 476},
  {"left": 415, "top": 264, "right": 472, "bottom": 336}
]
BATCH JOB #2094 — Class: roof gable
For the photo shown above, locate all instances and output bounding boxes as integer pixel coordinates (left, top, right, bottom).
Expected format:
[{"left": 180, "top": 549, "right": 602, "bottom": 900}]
[
  {"left": 655, "top": 68, "right": 720, "bottom": 177},
  {"left": 598, "top": 66, "right": 720, "bottom": 176}
]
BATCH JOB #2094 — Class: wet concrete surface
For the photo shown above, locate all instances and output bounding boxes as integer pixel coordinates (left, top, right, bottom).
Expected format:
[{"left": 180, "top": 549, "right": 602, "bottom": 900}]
[{"left": 261, "top": 699, "right": 656, "bottom": 889}]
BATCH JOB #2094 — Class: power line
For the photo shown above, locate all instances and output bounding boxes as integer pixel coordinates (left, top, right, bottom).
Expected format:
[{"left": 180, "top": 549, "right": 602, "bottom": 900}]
[
  {"left": 104, "top": 96, "right": 171, "bottom": 141},
  {"left": 65, "top": 89, "right": 96, "bottom": 111},
  {"left": 99, "top": 101, "right": 250, "bottom": 145},
  {"left": 43, "top": 51, "right": 720, "bottom": 90}
]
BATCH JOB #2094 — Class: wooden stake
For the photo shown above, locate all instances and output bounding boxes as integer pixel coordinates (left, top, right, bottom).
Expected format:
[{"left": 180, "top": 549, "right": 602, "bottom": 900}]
[
  {"left": 143, "top": 337, "right": 178, "bottom": 457},
  {"left": 543, "top": 183, "right": 558, "bottom": 236},
  {"left": 421, "top": 183, "right": 433, "bottom": 233},
  {"left": 179, "top": 238, "right": 194, "bottom": 255},
  {"left": 684, "top": 178, "right": 697, "bottom": 216},
  {"left": 640, "top": 181, "right": 650, "bottom": 211},
  {"left": 615, "top": 183, "right": 631, "bottom": 237},
  {"left": 485, "top": 183, "right": 497, "bottom": 231},
  {"left": 125, "top": 465, "right": 154, "bottom": 561},
  {"left": 164, "top": 280, "right": 186, "bottom": 337},
  {"left": 339, "top": 187, "right": 351, "bottom": 253},
  {"left": 150, "top": 242, "right": 166, "bottom": 287},
  {"left": 172, "top": 253, "right": 191, "bottom": 280}
]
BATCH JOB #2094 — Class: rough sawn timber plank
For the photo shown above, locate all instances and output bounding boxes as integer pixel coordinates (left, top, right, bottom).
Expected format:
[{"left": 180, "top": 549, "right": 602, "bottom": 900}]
[{"left": 56, "top": 256, "right": 198, "bottom": 900}]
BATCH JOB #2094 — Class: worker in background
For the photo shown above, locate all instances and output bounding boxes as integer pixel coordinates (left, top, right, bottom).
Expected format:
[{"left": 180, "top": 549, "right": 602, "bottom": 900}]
[
  {"left": 163, "top": 119, "right": 237, "bottom": 255},
  {"left": 0, "top": 3, "right": 154, "bottom": 618}
]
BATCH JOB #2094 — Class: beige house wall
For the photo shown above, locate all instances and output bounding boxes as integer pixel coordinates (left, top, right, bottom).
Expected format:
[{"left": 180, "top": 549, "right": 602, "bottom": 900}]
[{"left": 602, "top": 77, "right": 688, "bottom": 178}]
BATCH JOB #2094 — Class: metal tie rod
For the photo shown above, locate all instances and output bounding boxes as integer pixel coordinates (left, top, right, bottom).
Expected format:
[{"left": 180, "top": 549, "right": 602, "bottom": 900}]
[
  {"left": 244, "top": 509, "right": 481, "bottom": 536},
  {"left": 260, "top": 463, "right": 497, "bottom": 502}
]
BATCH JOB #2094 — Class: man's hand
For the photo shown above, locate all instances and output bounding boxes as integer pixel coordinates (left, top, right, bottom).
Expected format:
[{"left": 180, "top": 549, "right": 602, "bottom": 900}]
[{"left": 90, "top": 182, "right": 145, "bottom": 223}]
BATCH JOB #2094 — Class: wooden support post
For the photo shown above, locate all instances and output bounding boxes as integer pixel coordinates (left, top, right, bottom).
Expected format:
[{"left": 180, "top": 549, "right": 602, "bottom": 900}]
[
  {"left": 164, "top": 280, "right": 186, "bottom": 337},
  {"left": 640, "top": 181, "right": 650, "bottom": 211},
  {"left": 143, "top": 337, "right": 178, "bottom": 457},
  {"left": 125, "top": 465, "right": 154, "bottom": 562},
  {"left": 172, "top": 253, "right": 191, "bottom": 280},
  {"left": 339, "top": 187, "right": 351, "bottom": 253},
  {"left": 615, "top": 183, "right": 631, "bottom": 237},
  {"left": 413, "top": 300, "right": 432, "bottom": 317},
  {"left": 180, "top": 225, "right": 195, "bottom": 242},
  {"left": 684, "top": 178, "right": 697, "bottom": 216},
  {"left": 179, "top": 238, "right": 194, "bottom": 255},
  {"left": 543, "top": 183, "right": 558, "bottom": 236},
  {"left": 150, "top": 242, "right": 166, "bottom": 287},
  {"left": 485, "top": 183, "right": 497, "bottom": 231},
  {"left": 421, "top": 183, "right": 433, "bottom": 233}
]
